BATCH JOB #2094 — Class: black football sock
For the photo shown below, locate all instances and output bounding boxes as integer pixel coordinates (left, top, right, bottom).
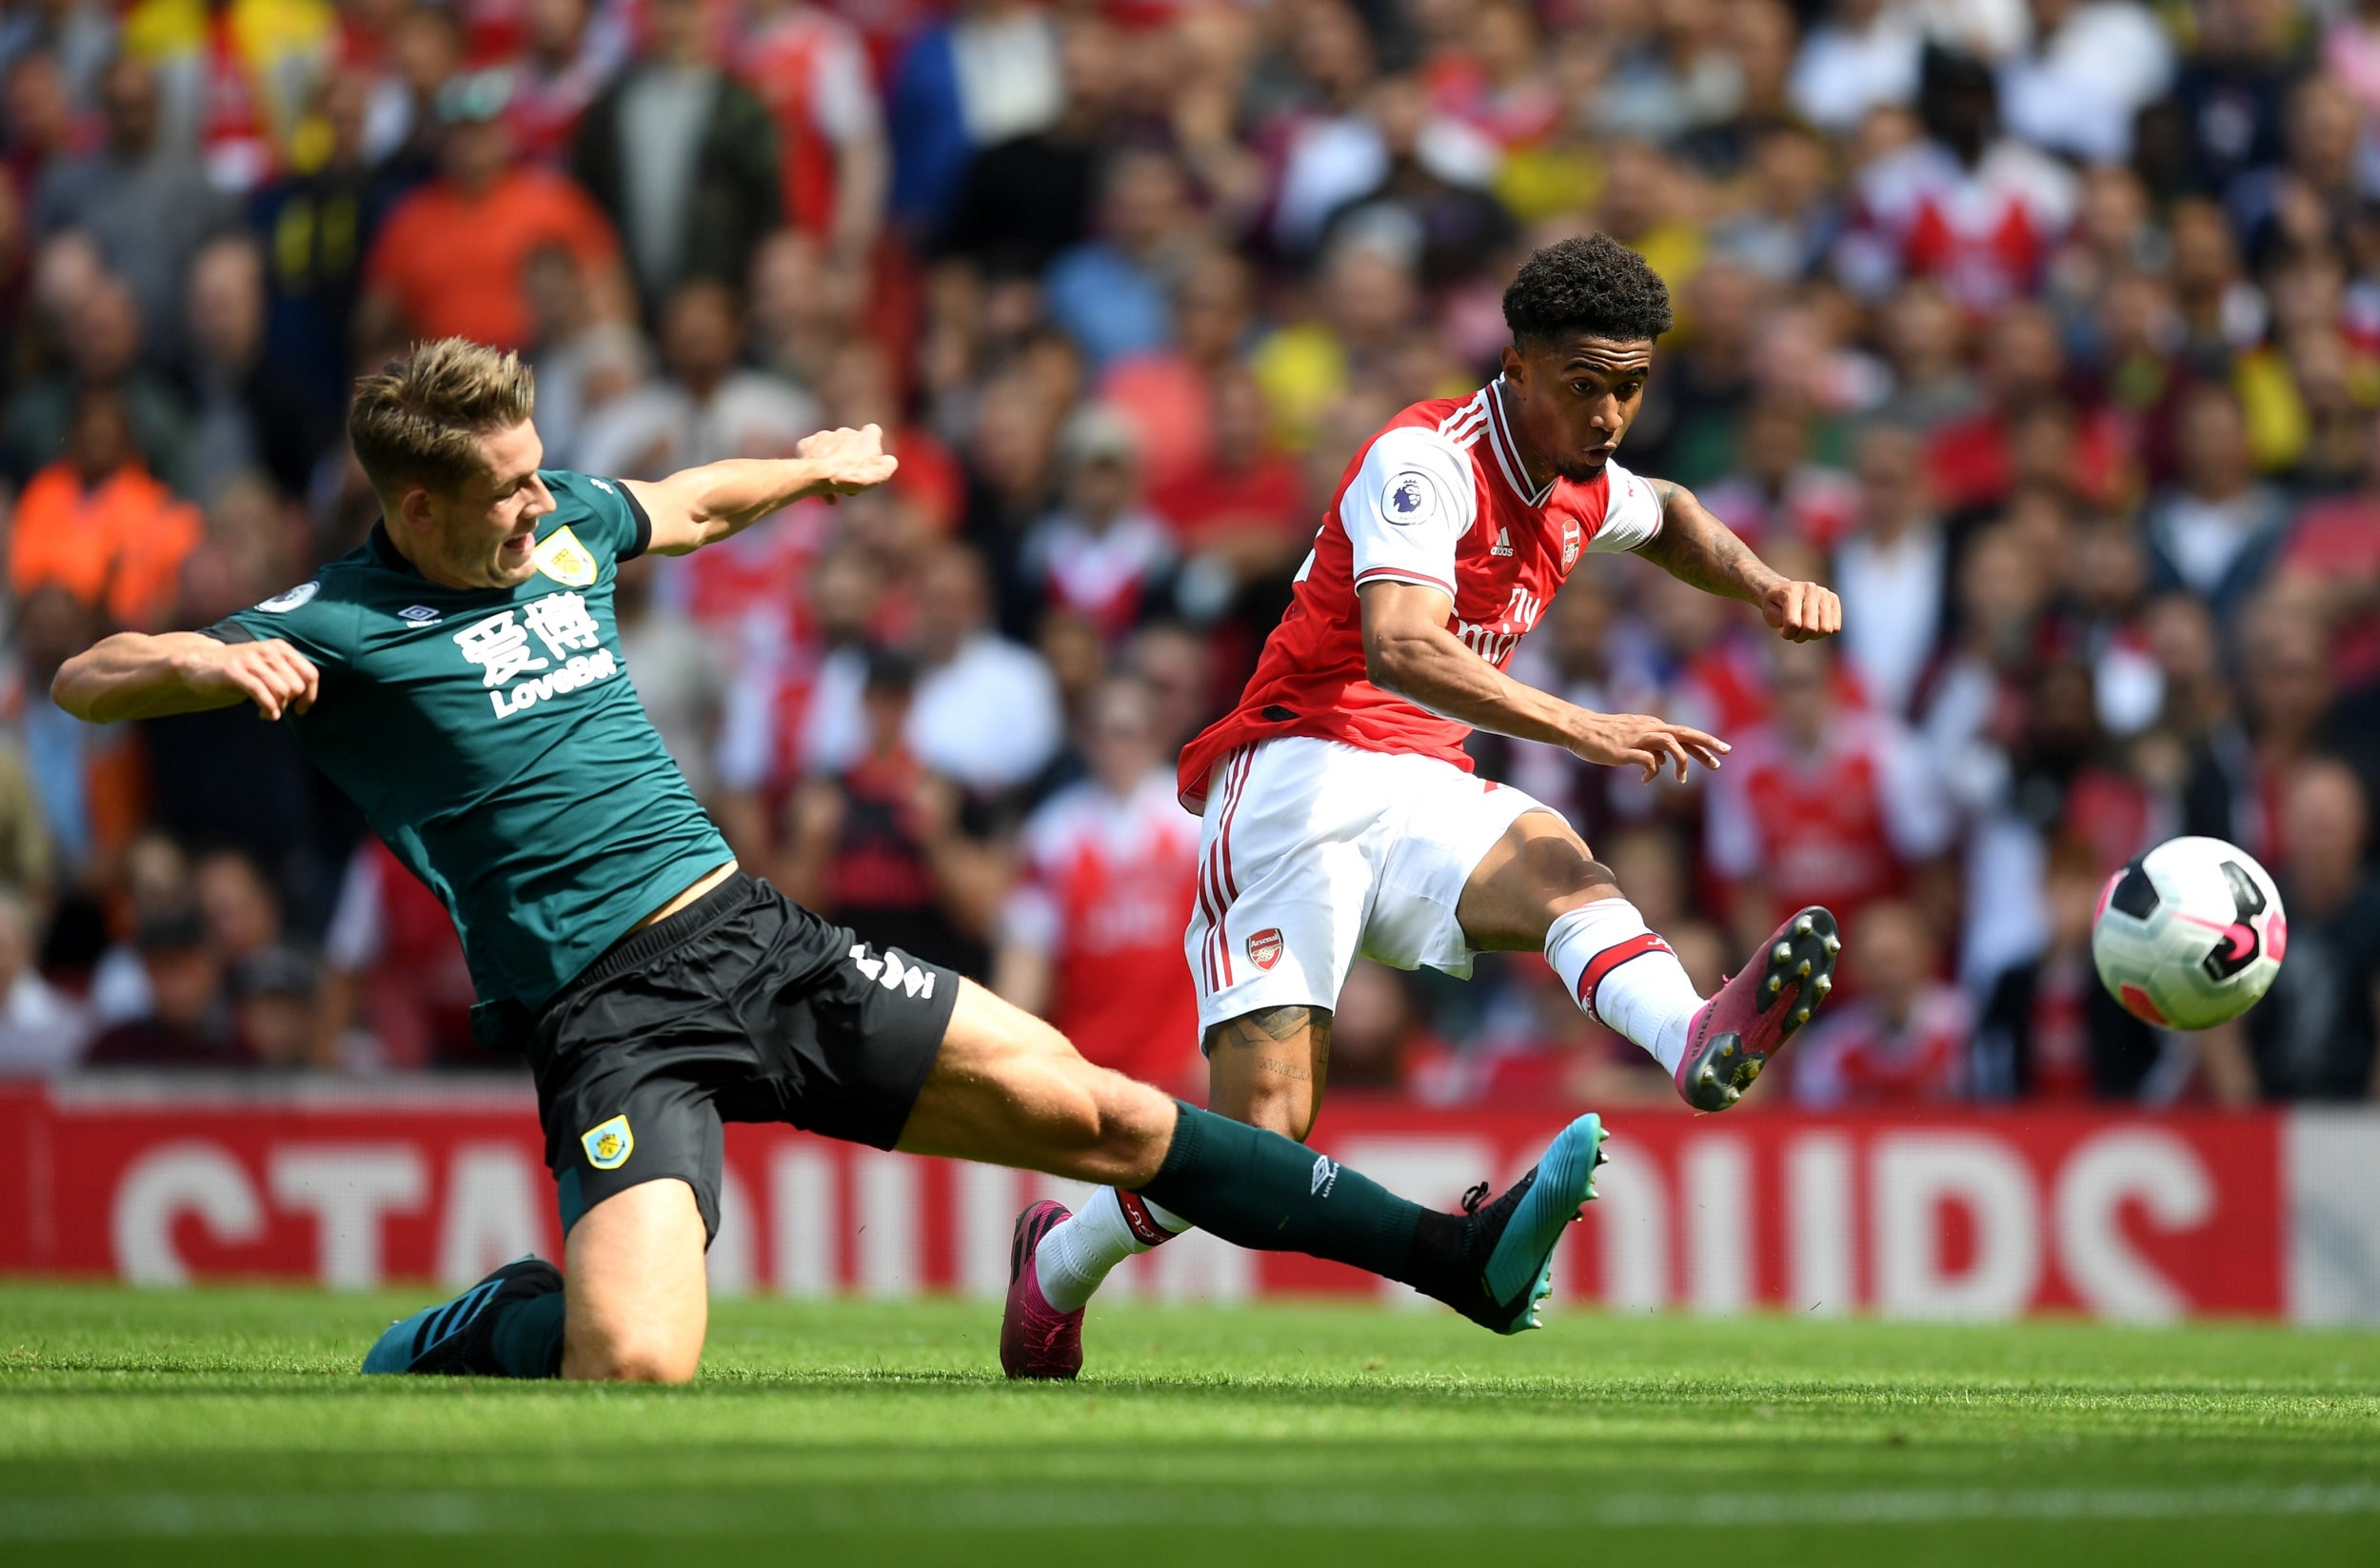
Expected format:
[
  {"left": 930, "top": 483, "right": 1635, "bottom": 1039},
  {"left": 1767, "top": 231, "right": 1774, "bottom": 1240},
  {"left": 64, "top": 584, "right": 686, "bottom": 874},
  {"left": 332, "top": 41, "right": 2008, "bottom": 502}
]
[
  {"left": 1135, "top": 1102, "right": 1471, "bottom": 1299},
  {"left": 478, "top": 1284, "right": 566, "bottom": 1379}
]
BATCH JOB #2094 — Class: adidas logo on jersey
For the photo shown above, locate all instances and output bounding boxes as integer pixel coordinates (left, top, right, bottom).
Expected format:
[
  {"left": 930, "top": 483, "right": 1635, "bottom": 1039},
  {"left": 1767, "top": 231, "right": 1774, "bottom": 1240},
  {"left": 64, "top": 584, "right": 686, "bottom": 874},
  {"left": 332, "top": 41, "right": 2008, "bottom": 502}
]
[
  {"left": 1491, "top": 526, "right": 1514, "bottom": 557},
  {"left": 849, "top": 943, "right": 936, "bottom": 1001}
]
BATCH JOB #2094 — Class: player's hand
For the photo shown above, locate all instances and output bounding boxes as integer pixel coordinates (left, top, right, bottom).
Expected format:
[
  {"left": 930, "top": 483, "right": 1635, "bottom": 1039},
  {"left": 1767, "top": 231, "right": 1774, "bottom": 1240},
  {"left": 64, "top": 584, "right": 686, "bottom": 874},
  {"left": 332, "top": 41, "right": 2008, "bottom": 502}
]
[
  {"left": 175, "top": 638, "right": 319, "bottom": 721},
  {"left": 1569, "top": 712, "right": 1729, "bottom": 784},
  {"left": 1761, "top": 579, "right": 1841, "bottom": 643},
  {"left": 796, "top": 424, "right": 900, "bottom": 506}
]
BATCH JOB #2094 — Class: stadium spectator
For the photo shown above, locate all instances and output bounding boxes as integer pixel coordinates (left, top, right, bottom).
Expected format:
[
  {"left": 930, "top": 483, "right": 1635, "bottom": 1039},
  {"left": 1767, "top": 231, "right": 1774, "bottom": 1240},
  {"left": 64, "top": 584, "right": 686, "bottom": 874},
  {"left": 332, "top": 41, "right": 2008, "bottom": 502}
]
[
  {"left": 1018, "top": 404, "right": 1177, "bottom": 646},
  {"left": 229, "top": 943, "right": 324, "bottom": 1068},
  {"left": 7, "top": 269, "right": 195, "bottom": 493},
  {"left": 507, "top": 0, "right": 628, "bottom": 168},
  {"left": 1792, "top": 899, "right": 1973, "bottom": 1107},
  {"left": 1706, "top": 641, "right": 1956, "bottom": 955},
  {"left": 360, "top": 65, "right": 624, "bottom": 350},
  {"left": 1832, "top": 422, "right": 1949, "bottom": 717},
  {"left": 805, "top": 545, "right": 1063, "bottom": 795},
  {"left": 888, "top": 0, "right": 1061, "bottom": 234},
  {"left": 1698, "top": 395, "right": 1860, "bottom": 552},
  {"left": 575, "top": 278, "right": 818, "bottom": 478},
  {"left": 571, "top": 0, "right": 780, "bottom": 314},
  {"left": 32, "top": 54, "right": 231, "bottom": 361},
  {"left": 993, "top": 675, "right": 1201, "bottom": 1089},
  {"left": 0, "top": 884, "right": 85, "bottom": 1074},
  {"left": 181, "top": 234, "right": 329, "bottom": 501},
  {"left": 8, "top": 388, "right": 203, "bottom": 631},
  {"left": 935, "top": 10, "right": 1118, "bottom": 279},
  {"left": 1044, "top": 148, "right": 1201, "bottom": 371},
  {"left": 84, "top": 903, "right": 246, "bottom": 1067},
  {"left": 738, "top": 0, "right": 886, "bottom": 261},
  {"left": 319, "top": 837, "right": 480, "bottom": 1071},
  {"left": 1789, "top": 0, "right": 1924, "bottom": 135},
  {"left": 1973, "top": 839, "right": 2165, "bottom": 1099},
  {"left": 248, "top": 69, "right": 384, "bottom": 417},
  {"left": 1997, "top": 0, "right": 2174, "bottom": 164},
  {"left": 121, "top": 0, "right": 334, "bottom": 193},
  {"left": 2208, "top": 759, "right": 2380, "bottom": 1102},
  {"left": 780, "top": 648, "right": 1005, "bottom": 979}
]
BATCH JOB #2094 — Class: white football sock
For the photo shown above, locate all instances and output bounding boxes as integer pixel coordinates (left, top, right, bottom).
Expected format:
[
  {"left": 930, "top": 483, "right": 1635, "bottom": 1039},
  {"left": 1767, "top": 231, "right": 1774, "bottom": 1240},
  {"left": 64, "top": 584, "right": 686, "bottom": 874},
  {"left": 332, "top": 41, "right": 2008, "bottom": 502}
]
[
  {"left": 1033, "top": 1188, "right": 1190, "bottom": 1314},
  {"left": 1544, "top": 899, "right": 1703, "bottom": 1074}
]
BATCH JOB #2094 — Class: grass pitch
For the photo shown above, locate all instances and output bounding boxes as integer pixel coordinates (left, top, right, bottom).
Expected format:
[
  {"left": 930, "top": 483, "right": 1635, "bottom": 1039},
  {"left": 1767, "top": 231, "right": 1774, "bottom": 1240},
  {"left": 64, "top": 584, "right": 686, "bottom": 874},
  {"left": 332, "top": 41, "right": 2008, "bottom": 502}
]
[{"left": 1, "top": 1284, "right": 2376, "bottom": 1565}]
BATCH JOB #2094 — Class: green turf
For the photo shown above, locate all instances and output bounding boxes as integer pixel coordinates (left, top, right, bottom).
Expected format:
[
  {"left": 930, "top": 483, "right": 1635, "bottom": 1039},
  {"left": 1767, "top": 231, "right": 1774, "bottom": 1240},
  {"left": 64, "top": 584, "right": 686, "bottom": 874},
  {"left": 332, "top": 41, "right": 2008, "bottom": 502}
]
[{"left": 2, "top": 1284, "right": 2377, "bottom": 1565}]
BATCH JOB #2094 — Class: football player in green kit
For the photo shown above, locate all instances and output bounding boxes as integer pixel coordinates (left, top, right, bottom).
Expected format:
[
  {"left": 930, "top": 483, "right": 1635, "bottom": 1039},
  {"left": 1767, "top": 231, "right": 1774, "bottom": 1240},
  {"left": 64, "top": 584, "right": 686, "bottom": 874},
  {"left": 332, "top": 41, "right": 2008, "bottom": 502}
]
[{"left": 52, "top": 339, "right": 1608, "bottom": 1382}]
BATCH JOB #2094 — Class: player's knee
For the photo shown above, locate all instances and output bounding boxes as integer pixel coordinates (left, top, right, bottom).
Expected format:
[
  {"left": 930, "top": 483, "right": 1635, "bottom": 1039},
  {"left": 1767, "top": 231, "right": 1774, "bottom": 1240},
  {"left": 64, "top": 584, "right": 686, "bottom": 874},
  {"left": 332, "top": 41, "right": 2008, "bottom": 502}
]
[
  {"left": 1073, "top": 1072, "right": 1176, "bottom": 1184},
  {"left": 1237, "top": 1079, "right": 1316, "bottom": 1141},
  {"left": 568, "top": 1321, "right": 701, "bottom": 1384}
]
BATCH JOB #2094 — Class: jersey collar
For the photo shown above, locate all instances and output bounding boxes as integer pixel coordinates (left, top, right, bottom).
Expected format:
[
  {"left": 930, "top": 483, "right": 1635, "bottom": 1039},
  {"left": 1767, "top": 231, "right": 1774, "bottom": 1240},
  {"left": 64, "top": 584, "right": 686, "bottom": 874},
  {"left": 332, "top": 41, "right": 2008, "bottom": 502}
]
[
  {"left": 366, "top": 521, "right": 425, "bottom": 579},
  {"left": 1485, "top": 377, "right": 1555, "bottom": 509}
]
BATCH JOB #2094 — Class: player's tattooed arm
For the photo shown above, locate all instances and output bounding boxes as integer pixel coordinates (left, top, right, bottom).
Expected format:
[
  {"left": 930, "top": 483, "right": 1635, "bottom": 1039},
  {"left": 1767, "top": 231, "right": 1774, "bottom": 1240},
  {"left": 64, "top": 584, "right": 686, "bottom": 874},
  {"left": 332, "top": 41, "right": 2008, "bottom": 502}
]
[{"left": 1635, "top": 478, "right": 1842, "bottom": 644}]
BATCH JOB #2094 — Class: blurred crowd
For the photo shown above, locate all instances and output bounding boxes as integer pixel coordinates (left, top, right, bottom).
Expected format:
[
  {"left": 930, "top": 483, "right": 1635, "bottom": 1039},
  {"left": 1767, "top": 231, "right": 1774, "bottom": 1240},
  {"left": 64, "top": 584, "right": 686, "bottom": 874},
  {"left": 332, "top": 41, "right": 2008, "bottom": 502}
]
[{"left": 1, "top": 0, "right": 2377, "bottom": 1110}]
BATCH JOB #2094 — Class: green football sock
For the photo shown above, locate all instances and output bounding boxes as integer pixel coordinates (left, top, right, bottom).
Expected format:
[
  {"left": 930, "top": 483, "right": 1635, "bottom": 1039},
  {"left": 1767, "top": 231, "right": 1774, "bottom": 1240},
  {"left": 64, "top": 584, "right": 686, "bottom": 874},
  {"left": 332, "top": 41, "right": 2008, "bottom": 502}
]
[
  {"left": 483, "top": 1288, "right": 566, "bottom": 1379},
  {"left": 1135, "top": 1102, "right": 1464, "bottom": 1291}
]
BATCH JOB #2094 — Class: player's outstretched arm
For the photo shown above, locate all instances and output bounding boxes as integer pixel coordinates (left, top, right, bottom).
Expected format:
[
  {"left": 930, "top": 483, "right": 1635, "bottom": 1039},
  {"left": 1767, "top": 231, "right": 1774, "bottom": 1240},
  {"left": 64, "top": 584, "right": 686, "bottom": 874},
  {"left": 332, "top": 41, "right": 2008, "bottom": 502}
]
[
  {"left": 1634, "top": 478, "right": 1841, "bottom": 643},
  {"left": 625, "top": 424, "right": 900, "bottom": 555},
  {"left": 1360, "top": 582, "right": 1727, "bottom": 783},
  {"left": 52, "top": 632, "right": 320, "bottom": 724}
]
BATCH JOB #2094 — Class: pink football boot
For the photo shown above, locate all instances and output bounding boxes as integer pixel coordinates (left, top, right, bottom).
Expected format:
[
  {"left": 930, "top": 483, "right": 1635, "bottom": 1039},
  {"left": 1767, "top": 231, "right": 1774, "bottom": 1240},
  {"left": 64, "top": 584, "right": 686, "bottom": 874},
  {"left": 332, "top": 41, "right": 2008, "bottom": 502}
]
[
  {"left": 1675, "top": 906, "right": 1840, "bottom": 1111},
  {"left": 999, "top": 1200, "right": 1084, "bottom": 1380}
]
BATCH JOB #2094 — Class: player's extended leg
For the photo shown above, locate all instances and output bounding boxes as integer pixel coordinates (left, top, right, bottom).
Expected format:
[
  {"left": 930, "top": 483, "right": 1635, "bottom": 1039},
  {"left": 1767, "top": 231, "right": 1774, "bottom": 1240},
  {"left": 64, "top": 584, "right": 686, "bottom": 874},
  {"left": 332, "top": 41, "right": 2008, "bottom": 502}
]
[
  {"left": 362, "top": 1179, "right": 710, "bottom": 1383},
  {"left": 1459, "top": 810, "right": 1840, "bottom": 1111},
  {"left": 907, "top": 979, "right": 1607, "bottom": 1357},
  {"left": 993, "top": 1002, "right": 1335, "bottom": 1373}
]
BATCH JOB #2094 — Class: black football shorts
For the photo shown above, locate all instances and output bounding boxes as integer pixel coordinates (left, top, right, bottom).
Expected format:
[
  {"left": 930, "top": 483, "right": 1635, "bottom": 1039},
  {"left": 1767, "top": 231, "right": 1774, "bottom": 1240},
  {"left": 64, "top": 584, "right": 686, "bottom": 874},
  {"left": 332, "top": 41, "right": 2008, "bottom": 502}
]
[{"left": 527, "top": 873, "right": 958, "bottom": 1241}]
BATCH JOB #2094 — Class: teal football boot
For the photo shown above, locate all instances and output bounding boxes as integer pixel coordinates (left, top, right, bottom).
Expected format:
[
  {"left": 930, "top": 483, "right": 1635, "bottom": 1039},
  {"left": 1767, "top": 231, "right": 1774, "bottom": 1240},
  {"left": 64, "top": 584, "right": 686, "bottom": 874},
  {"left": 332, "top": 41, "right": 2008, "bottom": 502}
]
[
  {"left": 1448, "top": 1113, "right": 1610, "bottom": 1334},
  {"left": 362, "top": 1257, "right": 561, "bottom": 1375}
]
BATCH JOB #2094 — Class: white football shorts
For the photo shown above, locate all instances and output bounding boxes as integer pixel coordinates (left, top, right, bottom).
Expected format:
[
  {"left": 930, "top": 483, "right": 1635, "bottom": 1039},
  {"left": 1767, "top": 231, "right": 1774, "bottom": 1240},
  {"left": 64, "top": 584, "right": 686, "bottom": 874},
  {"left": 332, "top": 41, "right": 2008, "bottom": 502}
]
[{"left": 1184, "top": 736, "right": 1551, "bottom": 1035}]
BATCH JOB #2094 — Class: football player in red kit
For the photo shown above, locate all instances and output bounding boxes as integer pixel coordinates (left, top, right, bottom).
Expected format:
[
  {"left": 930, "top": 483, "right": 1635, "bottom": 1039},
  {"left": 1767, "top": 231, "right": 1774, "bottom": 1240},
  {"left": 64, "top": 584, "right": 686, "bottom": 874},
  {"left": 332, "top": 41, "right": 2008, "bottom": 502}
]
[{"left": 1003, "top": 235, "right": 1847, "bottom": 1378}]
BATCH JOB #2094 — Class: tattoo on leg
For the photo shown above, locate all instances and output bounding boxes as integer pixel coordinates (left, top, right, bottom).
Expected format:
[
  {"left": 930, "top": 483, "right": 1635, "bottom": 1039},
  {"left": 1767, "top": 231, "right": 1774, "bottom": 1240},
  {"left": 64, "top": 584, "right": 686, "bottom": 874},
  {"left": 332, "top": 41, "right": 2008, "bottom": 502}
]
[{"left": 1223, "top": 1005, "right": 1313, "bottom": 1045}]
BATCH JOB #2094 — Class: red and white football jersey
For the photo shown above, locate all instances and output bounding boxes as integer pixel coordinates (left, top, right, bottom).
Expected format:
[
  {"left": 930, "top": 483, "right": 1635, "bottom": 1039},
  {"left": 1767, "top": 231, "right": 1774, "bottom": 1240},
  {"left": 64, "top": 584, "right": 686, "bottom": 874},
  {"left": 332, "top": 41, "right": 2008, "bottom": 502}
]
[
  {"left": 1790, "top": 984, "right": 1973, "bottom": 1109},
  {"left": 1177, "top": 380, "right": 1663, "bottom": 809},
  {"left": 1703, "top": 709, "right": 1955, "bottom": 936},
  {"left": 1003, "top": 768, "right": 1203, "bottom": 1086}
]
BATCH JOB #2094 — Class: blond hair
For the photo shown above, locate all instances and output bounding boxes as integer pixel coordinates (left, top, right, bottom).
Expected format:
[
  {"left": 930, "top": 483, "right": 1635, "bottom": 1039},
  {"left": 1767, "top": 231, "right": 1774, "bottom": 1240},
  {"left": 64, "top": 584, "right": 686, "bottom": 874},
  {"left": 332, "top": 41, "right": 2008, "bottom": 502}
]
[{"left": 347, "top": 338, "right": 537, "bottom": 497}]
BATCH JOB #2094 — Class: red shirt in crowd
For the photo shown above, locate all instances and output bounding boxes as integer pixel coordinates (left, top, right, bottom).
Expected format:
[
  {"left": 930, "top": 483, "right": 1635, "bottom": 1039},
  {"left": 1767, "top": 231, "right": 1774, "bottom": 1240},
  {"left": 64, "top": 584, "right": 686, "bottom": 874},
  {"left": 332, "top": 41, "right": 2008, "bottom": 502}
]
[
  {"left": 1002, "top": 769, "right": 1202, "bottom": 1087},
  {"left": 1704, "top": 708, "right": 1955, "bottom": 938}
]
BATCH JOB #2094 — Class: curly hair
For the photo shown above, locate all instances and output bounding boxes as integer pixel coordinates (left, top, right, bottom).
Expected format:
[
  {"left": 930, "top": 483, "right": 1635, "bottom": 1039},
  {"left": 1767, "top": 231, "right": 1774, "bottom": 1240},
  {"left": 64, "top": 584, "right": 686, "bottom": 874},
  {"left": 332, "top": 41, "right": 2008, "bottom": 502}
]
[{"left": 1501, "top": 234, "right": 1674, "bottom": 347}]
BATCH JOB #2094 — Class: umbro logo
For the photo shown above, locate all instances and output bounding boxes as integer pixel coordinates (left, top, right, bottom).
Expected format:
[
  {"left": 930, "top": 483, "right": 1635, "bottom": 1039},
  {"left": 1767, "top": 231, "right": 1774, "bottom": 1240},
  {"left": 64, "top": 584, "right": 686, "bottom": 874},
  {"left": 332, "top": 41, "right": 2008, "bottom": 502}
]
[
  {"left": 1491, "top": 526, "right": 1515, "bottom": 558},
  {"left": 849, "top": 943, "right": 936, "bottom": 1001},
  {"left": 399, "top": 605, "right": 443, "bottom": 625},
  {"left": 1311, "top": 1155, "right": 1339, "bottom": 1198}
]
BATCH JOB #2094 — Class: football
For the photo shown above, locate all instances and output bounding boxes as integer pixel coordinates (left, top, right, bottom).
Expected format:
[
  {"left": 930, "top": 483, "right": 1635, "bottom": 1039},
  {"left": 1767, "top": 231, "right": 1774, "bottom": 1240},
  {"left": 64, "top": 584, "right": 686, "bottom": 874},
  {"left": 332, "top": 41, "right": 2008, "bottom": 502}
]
[{"left": 2092, "top": 836, "right": 2288, "bottom": 1030}]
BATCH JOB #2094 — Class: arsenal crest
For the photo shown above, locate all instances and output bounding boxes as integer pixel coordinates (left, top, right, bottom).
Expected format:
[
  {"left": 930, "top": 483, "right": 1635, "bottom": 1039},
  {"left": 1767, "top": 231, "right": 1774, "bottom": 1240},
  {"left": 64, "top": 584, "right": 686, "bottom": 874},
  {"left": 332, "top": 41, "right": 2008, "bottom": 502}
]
[
  {"left": 1246, "top": 927, "right": 1285, "bottom": 970},
  {"left": 1560, "top": 518, "right": 1582, "bottom": 569}
]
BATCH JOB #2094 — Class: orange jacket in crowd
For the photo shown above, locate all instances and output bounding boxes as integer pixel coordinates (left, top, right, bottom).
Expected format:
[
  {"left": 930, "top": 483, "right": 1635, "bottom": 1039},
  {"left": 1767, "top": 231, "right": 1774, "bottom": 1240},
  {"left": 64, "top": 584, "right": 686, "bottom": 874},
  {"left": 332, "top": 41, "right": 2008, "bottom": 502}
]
[{"left": 9, "top": 460, "right": 204, "bottom": 631}]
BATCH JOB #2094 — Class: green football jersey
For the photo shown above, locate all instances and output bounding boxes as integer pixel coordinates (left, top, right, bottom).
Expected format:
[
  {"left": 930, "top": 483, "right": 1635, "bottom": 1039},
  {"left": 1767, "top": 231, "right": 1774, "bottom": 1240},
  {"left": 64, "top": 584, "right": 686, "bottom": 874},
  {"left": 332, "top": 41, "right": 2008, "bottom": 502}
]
[{"left": 210, "top": 470, "right": 731, "bottom": 1012}]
